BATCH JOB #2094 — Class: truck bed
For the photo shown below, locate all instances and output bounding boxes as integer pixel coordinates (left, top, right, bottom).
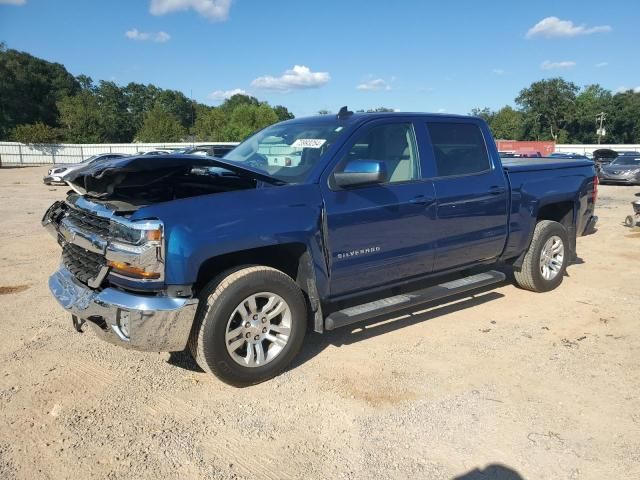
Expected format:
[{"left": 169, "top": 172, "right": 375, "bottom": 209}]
[{"left": 502, "top": 157, "right": 594, "bottom": 172}]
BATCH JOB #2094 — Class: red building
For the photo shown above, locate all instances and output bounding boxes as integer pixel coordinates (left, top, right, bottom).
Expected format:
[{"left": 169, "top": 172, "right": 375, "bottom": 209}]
[{"left": 496, "top": 140, "right": 555, "bottom": 156}]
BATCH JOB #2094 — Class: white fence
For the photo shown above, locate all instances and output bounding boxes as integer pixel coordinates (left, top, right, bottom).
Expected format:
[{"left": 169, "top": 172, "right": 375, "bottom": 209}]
[
  {"left": 2, "top": 141, "right": 640, "bottom": 166},
  {"left": 555, "top": 144, "right": 640, "bottom": 156},
  {"left": 0, "top": 142, "right": 239, "bottom": 166}
]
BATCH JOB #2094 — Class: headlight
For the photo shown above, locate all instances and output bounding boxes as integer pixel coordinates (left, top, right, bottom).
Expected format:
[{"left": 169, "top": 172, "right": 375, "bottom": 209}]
[
  {"left": 52, "top": 167, "right": 68, "bottom": 174},
  {"left": 107, "top": 220, "right": 164, "bottom": 280},
  {"left": 109, "top": 221, "right": 163, "bottom": 245}
]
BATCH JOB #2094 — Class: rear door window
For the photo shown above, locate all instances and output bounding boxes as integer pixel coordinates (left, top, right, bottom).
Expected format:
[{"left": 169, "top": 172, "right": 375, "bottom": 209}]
[{"left": 427, "top": 122, "right": 491, "bottom": 177}]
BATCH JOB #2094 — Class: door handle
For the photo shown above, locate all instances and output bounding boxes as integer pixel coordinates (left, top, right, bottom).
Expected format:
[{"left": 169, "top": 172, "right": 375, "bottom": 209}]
[
  {"left": 410, "top": 195, "right": 435, "bottom": 206},
  {"left": 488, "top": 186, "right": 506, "bottom": 195}
]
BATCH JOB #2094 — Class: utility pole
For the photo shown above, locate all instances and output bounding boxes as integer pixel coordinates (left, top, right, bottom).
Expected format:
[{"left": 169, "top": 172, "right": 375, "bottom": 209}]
[{"left": 596, "top": 112, "right": 606, "bottom": 145}]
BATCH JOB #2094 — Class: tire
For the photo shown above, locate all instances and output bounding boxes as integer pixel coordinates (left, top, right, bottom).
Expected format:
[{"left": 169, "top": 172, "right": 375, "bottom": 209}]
[
  {"left": 189, "top": 266, "right": 307, "bottom": 387},
  {"left": 514, "top": 220, "right": 569, "bottom": 293},
  {"left": 625, "top": 215, "right": 635, "bottom": 227}
]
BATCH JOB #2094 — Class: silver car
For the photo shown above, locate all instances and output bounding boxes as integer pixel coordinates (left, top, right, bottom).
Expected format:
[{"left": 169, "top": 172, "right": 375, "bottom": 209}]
[
  {"left": 598, "top": 155, "right": 640, "bottom": 185},
  {"left": 43, "top": 153, "right": 129, "bottom": 185}
]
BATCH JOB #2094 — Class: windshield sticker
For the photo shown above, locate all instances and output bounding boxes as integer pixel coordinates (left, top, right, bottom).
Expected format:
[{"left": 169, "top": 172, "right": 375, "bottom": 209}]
[{"left": 291, "top": 139, "right": 326, "bottom": 149}]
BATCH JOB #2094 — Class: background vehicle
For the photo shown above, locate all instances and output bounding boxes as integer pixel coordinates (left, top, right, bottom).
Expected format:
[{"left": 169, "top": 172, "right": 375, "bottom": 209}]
[
  {"left": 43, "top": 111, "right": 598, "bottom": 387},
  {"left": 549, "top": 152, "right": 589, "bottom": 159},
  {"left": 592, "top": 148, "right": 618, "bottom": 170},
  {"left": 181, "top": 145, "right": 236, "bottom": 157},
  {"left": 599, "top": 154, "right": 640, "bottom": 185},
  {"left": 624, "top": 194, "right": 640, "bottom": 227},
  {"left": 43, "top": 153, "right": 129, "bottom": 185}
]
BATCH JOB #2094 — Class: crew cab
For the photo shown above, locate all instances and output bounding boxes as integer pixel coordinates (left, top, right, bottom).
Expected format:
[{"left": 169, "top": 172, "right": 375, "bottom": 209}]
[{"left": 43, "top": 110, "right": 598, "bottom": 386}]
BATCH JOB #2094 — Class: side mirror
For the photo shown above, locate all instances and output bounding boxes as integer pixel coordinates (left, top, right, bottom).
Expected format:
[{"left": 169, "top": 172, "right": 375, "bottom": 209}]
[{"left": 333, "top": 160, "right": 388, "bottom": 188}]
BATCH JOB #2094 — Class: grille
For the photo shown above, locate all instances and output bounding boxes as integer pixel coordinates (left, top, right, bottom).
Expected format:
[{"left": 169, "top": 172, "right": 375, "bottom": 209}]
[
  {"left": 62, "top": 243, "right": 106, "bottom": 285},
  {"left": 65, "top": 207, "right": 111, "bottom": 237}
]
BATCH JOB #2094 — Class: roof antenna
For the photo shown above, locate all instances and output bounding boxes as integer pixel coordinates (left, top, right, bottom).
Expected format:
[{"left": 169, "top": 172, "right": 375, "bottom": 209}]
[{"left": 337, "top": 106, "right": 353, "bottom": 119}]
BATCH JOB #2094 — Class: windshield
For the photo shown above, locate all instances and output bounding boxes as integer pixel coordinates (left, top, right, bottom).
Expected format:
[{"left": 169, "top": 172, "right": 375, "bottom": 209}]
[
  {"left": 611, "top": 156, "right": 640, "bottom": 166},
  {"left": 223, "top": 121, "right": 347, "bottom": 183}
]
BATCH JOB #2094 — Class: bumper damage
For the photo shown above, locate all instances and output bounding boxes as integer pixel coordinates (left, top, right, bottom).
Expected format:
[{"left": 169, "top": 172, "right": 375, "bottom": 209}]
[{"left": 49, "top": 266, "right": 198, "bottom": 352}]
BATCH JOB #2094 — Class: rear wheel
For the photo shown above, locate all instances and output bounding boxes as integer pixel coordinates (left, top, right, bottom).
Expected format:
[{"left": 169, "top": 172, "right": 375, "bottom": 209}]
[
  {"left": 189, "top": 266, "right": 307, "bottom": 387},
  {"left": 625, "top": 215, "right": 636, "bottom": 227},
  {"left": 514, "top": 220, "right": 569, "bottom": 293}
]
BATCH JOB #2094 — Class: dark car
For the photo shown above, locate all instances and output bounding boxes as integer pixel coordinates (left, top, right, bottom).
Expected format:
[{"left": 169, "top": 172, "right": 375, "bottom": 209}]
[
  {"left": 182, "top": 144, "right": 237, "bottom": 158},
  {"left": 592, "top": 149, "right": 618, "bottom": 169},
  {"left": 43, "top": 153, "right": 129, "bottom": 185},
  {"left": 549, "top": 153, "right": 589, "bottom": 160},
  {"left": 598, "top": 154, "right": 640, "bottom": 185}
]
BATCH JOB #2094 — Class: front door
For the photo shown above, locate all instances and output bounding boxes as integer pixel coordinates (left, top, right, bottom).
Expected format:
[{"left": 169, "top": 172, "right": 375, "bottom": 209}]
[{"left": 322, "top": 119, "right": 437, "bottom": 297}]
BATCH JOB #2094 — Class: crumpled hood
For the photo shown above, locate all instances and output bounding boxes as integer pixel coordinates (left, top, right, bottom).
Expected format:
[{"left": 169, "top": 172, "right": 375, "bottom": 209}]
[{"left": 64, "top": 154, "right": 279, "bottom": 198}]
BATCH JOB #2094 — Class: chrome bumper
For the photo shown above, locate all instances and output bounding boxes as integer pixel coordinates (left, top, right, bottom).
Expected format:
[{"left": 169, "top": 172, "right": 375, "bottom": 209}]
[{"left": 49, "top": 266, "right": 198, "bottom": 352}]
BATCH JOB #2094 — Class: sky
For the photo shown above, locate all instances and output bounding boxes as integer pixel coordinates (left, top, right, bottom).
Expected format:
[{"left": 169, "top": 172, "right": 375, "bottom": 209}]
[{"left": 0, "top": 0, "right": 638, "bottom": 117}]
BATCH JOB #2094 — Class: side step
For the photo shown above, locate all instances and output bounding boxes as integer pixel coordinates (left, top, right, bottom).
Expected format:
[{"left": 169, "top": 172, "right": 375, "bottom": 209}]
[{"left": 324, "top": 270, "right": 506, "bottom": 331}]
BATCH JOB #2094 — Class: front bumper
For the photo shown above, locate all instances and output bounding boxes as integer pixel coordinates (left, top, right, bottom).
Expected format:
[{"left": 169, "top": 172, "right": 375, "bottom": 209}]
[
  {"left": 43, "top": 175, "right": 65, "bottom": 184},
  {"left": 49, "top": 266, "right": 198, "bottom": 352},
  {"left": 598, "top": 174, "right": 639, "bottom": 184}
]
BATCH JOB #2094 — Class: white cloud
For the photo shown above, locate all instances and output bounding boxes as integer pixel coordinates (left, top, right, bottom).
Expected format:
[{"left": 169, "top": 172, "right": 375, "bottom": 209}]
[
  {"left": 595, "top": 62, "right": 609, "bottom": 68},
  {"left": 251, "top": 65, "right": 330, "bottom": 92},
  {"left": 437, "top": 108, "right": 446, "bottom": 113},
  {"left": 149, "top": 0, "right": 231, "bottom": 21},
  {"left": 208, "top": 88, "right": 248, "bottom": 100},
  {"left": 356, "top": 78, "right": 392, "bottom": 91},
  {"left": 125, "top": 28, "right": 171, "bottom": 43},
  {"left": 492, "top": 68, "right": 506, "bottom": 75},
  {"left": 541, "top": 60, "right": 576, "bottom": 70},
  {"left": 0, "top": 0, "right": 26, "bottom": 4},
  {"left": 526, "top": 16, "right": 611, "bottom": 39}
]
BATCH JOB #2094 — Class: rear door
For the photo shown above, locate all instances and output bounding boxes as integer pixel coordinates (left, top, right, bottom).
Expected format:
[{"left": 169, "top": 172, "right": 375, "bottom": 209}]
[
  {"left": 321, "top": 118, "right": 437, "bottom": 296},
  {"left": 424, "top": 120, "right": 509, "bottom": 271}
]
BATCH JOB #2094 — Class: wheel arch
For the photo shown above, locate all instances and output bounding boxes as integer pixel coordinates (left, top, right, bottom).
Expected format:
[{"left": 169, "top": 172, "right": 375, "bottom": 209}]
[{"left": 194, "top": 243, "right": 325, "bottom": 333}]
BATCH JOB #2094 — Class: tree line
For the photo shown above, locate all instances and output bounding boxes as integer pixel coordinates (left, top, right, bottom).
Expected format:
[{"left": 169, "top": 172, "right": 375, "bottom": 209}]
[
  {"left": 472, "top": 78, "right": 640, "bottom": 144},
  {"left": 0, "top": 44, "right": 293, "bottom": 144},
  {"left": 2, "top": 44, "right": 640, "bottom": 145}
]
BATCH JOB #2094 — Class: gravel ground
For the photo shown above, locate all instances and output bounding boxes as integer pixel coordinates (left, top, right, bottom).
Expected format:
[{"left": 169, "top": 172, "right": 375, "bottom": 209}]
[{"left": 0, "top": 166, "right": 638, "bottom": 480}]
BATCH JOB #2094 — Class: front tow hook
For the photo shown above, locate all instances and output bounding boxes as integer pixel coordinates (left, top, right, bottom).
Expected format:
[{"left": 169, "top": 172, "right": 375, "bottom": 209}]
[{"left": 72, "top": 315, "right": 87, "bottom": 333}]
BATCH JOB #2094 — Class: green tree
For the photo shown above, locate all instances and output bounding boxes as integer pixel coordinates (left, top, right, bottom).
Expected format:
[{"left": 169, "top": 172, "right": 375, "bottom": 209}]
[
  {"left": 273, "top": 105, "right": 294, "bottom": 121},
  {"left": 608, "top": 90, "right": 640, "bottom": 143},
  {"left": 12, "top": 122, "right": 62, "bottom": 144},
  {"left": 470, "top": 107, "right": 495, "bottom": 124},
  {"left": 222, "top": 104, "right": 278, "bottom": 141},
  {"left": 195, "top": 107, "right": 227, "bottom": 141},
  {"left": 0, "top": 45, "right": 79, "bottom": 138},
  {"left": 155, "top": 89, "right": 193, "bottom": 128},
  {"left": 57, "top": 91, "right": 105, "bottom": 143},
  {"left": 489, "top": 106, "right": 524, "bottom": 140},
  {"left": 220, "top": 94, "right": 262, "bottom": 113},
  {"left": 123, "top": 82, "right": 160, "bottom": 132},
  {"left": 95, "top": 81, "right": 135, "bottom": 142},
  {"left": 136, "top": 105, "right": 186, "bottom": 142},
  {"left": 567, "top": 85, "right": 612, "bottom": 143},
  {"left": 516, "top": 78, "right": 578, "bottom": 141}
]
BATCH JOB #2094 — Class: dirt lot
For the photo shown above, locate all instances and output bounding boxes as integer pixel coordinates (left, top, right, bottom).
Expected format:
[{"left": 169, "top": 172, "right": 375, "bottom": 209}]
[{"left": 0, "top": 166, "right": 638, "bottom": 480}]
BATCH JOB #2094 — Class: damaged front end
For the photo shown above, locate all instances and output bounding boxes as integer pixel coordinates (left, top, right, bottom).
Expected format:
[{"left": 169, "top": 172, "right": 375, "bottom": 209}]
[
  {"left": 42, "top": 193, "right": 198, "bottom": 352},
  {"left": 43, "top": 155, "right": 281, "bottom": 351}
]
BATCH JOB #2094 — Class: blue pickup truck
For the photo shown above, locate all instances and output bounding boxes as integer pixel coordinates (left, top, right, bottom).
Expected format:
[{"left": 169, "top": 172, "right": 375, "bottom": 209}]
[{"left": 43, "top": 109, "right": 598, "bottom": 386}]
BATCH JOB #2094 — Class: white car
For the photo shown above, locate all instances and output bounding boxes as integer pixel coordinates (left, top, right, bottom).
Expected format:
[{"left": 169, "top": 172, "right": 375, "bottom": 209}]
[{"left": 43, "top": 153, "right": 129, "bottom": 185}]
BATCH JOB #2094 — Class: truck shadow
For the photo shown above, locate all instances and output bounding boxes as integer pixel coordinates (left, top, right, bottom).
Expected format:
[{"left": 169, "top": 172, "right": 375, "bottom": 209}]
[
  {"left": 291, "top": 285, "right": 506, "bottom": 370},
  {"left": 453, "top": 463, "right": 525, "bottom": 480},
  {"left": 166, "top": 286, "right": 506, "bottom": 375}
]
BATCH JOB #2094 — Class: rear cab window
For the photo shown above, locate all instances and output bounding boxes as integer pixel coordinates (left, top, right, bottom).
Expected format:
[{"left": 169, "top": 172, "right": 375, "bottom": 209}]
[{"left": 426, "top": 122, "right": 491, "bottom": 177}]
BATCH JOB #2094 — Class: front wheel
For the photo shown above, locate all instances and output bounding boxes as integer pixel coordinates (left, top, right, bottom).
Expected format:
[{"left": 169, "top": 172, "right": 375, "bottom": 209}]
[
  {"left": 514, "top": 220, "right": 569, "bottom": 293},
  {"left": 625, "top": 215, "right": 636, "bottom": 227},
  {"left": 189, "top": 266, "right": 307, "bottom": 387}
]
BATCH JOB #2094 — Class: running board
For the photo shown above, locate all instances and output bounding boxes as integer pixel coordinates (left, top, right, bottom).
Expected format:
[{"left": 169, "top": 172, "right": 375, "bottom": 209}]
[{"left": 324, "top": 270, "right": 506, "bottom": 331}]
